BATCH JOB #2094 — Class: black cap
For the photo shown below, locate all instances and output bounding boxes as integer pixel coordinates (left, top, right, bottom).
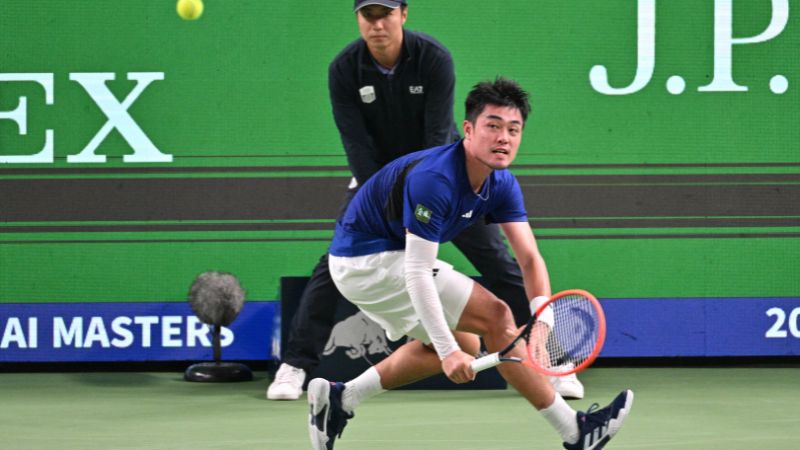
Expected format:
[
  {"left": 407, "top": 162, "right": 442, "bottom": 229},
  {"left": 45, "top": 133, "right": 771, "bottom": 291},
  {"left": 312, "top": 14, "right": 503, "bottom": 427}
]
[{"left": 353, "top": 0, "right": 407, "bottom": 13}]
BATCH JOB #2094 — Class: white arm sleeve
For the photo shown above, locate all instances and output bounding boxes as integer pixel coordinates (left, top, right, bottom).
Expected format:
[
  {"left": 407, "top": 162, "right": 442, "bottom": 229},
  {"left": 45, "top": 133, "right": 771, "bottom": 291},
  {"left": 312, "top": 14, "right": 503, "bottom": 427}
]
[{"left": 405, "top": 233, "right": 460, "bottom": 360}]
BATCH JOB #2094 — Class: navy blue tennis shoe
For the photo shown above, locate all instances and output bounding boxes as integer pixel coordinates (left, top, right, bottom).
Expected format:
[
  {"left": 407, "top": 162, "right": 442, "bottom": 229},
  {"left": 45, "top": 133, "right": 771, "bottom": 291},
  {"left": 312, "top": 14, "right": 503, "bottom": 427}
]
[
  {"left": 308, "top": 378, "right": 354, "bottom": 450},
  {"left": 563, "top": 389, "right": 634, "bottom": 450}
]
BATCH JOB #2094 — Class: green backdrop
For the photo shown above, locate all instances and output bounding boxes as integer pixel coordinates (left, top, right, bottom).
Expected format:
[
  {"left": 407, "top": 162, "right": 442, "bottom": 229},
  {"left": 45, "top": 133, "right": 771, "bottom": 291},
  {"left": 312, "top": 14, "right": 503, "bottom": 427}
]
[{"left": 1, "top": 0, "right": 798, "bottom": 307}]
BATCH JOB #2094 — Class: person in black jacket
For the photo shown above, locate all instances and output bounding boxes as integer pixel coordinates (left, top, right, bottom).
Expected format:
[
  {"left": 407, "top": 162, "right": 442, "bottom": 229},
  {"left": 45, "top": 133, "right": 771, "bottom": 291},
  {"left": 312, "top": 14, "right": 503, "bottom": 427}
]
[{"left": 267, "top": 0, "right": 583, "bottom": 401}]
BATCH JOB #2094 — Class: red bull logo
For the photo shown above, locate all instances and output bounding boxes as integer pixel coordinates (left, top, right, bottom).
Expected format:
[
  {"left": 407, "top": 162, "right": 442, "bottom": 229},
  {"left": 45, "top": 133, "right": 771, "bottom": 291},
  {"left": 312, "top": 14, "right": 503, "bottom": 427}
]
[{"left": 323, "top": 312, "right": 392, "bottom": 364}]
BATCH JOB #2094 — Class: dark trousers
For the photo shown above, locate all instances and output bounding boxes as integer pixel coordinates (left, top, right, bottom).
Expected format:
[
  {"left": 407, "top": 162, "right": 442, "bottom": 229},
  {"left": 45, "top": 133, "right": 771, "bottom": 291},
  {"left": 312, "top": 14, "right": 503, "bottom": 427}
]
[{"left": 283, "top": 197, "right": 530, "bottom": 372}]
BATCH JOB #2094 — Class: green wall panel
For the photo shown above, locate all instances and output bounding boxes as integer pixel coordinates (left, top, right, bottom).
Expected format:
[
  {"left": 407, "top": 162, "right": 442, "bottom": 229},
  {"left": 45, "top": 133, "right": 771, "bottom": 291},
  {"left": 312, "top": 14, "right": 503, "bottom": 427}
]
[{"left": 1, "top": 0, "right": 798, "bottom": 306}]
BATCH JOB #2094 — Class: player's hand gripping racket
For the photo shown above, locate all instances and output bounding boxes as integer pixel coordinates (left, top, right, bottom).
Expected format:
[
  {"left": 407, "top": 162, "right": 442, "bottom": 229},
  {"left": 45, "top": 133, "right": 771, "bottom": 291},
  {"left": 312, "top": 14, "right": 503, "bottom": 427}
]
[{"left": 470, "top": 289, "right": 606, "bottom": 377}]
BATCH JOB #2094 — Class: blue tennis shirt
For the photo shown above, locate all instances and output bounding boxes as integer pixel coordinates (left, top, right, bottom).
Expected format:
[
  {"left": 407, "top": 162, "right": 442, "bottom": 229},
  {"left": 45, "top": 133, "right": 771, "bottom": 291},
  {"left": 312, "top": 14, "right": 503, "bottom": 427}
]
[{"left": 329, "top": 140, "right": 528, "bottom": 257}]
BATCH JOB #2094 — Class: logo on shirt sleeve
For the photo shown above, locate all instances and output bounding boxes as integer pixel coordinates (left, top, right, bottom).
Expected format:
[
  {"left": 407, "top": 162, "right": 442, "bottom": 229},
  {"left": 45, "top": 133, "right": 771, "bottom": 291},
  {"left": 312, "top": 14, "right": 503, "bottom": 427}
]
[
  {"left": 359, "top": 85, "right": 376, "bottom": 103},
  {"left": 414, "top": 204, "right": 432, "bottom": 224}
]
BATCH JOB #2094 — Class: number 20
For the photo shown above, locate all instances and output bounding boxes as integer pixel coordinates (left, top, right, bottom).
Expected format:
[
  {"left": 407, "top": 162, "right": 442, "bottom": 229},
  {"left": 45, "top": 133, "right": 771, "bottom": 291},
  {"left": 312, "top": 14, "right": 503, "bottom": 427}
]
[{"left": 765, "top": 307, "right": 800, "bottom": 338}]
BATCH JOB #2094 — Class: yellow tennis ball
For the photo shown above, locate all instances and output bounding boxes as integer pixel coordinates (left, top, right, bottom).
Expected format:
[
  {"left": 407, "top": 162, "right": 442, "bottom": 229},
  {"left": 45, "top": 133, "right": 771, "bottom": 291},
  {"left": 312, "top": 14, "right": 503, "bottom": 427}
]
[{"left": 177, "top": 0, "right": 204, "bottom": 21}]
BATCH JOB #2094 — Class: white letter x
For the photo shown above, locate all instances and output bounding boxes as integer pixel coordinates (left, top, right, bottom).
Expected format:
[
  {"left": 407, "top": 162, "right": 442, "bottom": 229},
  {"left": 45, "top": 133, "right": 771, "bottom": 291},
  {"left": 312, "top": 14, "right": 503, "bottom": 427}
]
[{"left": 68, "top": 72, "right": 172, "bottom": 163}]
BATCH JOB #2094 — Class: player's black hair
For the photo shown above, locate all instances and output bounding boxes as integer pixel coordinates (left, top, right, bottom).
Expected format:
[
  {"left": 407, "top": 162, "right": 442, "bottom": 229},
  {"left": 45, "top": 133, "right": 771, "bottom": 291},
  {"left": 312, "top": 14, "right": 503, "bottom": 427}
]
[{"left": 464, "top": 77, "right": 531, "bottom": 126}]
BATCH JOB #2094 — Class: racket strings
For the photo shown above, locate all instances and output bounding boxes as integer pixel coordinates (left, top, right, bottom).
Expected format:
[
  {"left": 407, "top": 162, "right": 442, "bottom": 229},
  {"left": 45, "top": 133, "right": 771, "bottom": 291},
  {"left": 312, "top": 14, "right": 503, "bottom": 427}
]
[{"left": 531, "top": 294, "right": 602, "bottom": 371}]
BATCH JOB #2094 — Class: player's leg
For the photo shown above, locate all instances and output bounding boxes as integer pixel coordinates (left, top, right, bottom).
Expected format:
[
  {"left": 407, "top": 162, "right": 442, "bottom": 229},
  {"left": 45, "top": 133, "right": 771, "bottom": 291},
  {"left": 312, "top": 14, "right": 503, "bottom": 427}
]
[
  {"left": 268, "top": 253, "right": 340, "bottom": 400},
  {"left": 456, "top": 282, "right": 556, "bottom": 408},
  {"left": 307, "top": 331, "right": 478, "bottom": 450},
  {"left": 451, "top": 221, "right": 529, "bottom": 326},
  {"left": 310, "top": 252, "right": 490, "bottom": 448},
  {"left": 340, "top": 331, "right": 479, "bottom": 415},
  {"left": 455, "top": 281, "right": 634, "bottom": 448},
  {"left": 328, "top": 260, "right": 551, "bottom": 407},
  {"left": 370, "top": 331, "right": 479, "bottom": 389},
  {"left": 452, "top": 221, "right": 585, "bottom": 399}
]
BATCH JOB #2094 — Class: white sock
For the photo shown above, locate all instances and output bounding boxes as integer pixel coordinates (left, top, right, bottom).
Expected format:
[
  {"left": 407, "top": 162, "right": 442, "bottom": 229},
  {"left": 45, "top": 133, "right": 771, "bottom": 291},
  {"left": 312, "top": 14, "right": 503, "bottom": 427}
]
[
  {"left": 342, "top": 366, "right": 385, "bottom": 413},
  {"left": 540, "top": 393, "right": 579, "bottom": 444}
]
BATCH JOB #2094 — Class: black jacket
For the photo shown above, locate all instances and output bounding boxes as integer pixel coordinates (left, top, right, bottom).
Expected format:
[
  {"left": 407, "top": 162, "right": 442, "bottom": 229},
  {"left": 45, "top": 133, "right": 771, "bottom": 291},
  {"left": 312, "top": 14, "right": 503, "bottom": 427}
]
[{"left": 328, "top": 29, "right": 460, "bottom": 186}]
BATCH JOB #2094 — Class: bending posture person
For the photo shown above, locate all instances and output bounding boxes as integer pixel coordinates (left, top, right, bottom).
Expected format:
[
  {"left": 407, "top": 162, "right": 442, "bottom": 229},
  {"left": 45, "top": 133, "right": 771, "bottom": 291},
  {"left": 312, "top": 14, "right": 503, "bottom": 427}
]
[
  {"left": 307, "top": 78, "right": 633, "bottom": 450},
  {"left": 268, "top": 0, "right": 583, "bottom": 401}
]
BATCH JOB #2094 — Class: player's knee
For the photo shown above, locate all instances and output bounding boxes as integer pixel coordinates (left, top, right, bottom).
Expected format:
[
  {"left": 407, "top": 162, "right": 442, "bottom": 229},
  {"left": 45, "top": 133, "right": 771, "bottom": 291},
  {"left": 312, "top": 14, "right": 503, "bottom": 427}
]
[{"left": 483, "top": 298, "right": 516, "bottom": 338}]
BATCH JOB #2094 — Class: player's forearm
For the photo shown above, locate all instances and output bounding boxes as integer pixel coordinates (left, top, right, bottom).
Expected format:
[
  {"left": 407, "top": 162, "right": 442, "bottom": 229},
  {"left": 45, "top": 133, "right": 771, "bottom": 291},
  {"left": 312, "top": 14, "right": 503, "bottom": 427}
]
[
  {"left": 518, "top": 251, "right": 552, "bottom": 300},
  {"left": 500, "top": 221, "right": 551, "bottom": 299},
  {"left": 405, "top": 234, "right": 460, "bottom": 359},
  {"left": 519, "top": 253, "right": 555, "bottom": 328}
]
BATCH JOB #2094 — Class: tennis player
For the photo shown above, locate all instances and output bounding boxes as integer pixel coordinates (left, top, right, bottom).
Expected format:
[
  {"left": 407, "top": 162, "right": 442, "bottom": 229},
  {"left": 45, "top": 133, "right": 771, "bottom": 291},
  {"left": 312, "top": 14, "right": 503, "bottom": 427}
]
[
  {"left": 307, "top": 78, "right": 633, "bottom": 450},
  {"left": 270, "top": 0, "right": 583, "bottom": 401}
]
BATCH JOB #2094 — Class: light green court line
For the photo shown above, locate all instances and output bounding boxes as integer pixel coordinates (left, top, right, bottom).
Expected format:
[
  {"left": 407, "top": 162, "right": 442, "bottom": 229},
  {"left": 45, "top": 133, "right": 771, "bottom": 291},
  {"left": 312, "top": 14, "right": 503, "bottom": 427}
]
[
  {"left": 0, "top": 229, "right": 335, "bottom": 243},
  {"left": 535, "top": 226, "right": 800, "bottom": 237},
  {"left": 3, "top": 226, "right": 800, "bottom": 244},
  {"left": 0, "top": 219, "right": 336, "bottom": 228},
  {"left": 2, "top": 217, "right": 797, "bottom": 228},
  {"left": 0, "top": 216, "right": 800, "bottom": 228},
  {"left": 511, "top": 166, "right": 800, "bottom": 176},
  {"left": 0, "top": 170, "right": 353, "bottom": 181},
  {"left": 0, "top": 154, "right": 349, "bottom": 168},
  {"left": 2, "top": 172, "right": 799, "bottom": 181},
  {"left": 4, "top": 151, "right": 797, "bottom": 171},
  {"left": 2, "top": 165, "right": 799, "bottom": 181},
  {"left": 531, "top": 215, "right": 800, "bottom": 221},
  {"left": 519, "top": 180, "right": 800, "bottom": 187}
]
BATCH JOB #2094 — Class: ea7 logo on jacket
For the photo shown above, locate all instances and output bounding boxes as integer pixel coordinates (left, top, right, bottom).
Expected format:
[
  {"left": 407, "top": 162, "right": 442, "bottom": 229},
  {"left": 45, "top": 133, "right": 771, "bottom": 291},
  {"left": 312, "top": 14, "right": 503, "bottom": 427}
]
[{"left": 408, "top": 85, "right": 423, "bottom": 94}]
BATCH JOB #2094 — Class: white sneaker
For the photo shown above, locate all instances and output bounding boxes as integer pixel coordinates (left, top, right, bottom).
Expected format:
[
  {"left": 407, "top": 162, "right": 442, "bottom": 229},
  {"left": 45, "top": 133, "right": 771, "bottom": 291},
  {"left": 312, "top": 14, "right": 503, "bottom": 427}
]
[
  {"left": 549, "top": 364, "right": 585, "bottom": 399},
  {"left": 266, "top": 363, "right": 306, "bottom": 400}
]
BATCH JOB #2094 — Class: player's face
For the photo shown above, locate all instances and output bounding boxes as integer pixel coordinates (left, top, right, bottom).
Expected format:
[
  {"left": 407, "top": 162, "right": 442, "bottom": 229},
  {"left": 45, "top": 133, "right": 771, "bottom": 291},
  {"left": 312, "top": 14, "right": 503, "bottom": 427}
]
[
  {"left": 357, "top": 6, "right": 407, "bottom": 53},
  {"left": 463, "top": 105, "right": 524, "bottom": 170}
]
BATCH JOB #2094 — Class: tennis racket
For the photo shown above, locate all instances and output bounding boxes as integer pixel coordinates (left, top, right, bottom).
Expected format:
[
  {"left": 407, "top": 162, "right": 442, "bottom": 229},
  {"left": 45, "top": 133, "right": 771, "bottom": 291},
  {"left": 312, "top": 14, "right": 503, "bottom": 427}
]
[{"left": 470, "top": 289, "right": 606, "bottom": 377}]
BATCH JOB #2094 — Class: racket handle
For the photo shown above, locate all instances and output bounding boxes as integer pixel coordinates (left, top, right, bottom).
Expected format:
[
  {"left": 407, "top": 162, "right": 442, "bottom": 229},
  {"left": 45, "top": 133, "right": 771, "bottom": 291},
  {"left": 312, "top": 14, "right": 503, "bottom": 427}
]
[{"left": 470, "top": 352, "right": 501, "bottom": 372}]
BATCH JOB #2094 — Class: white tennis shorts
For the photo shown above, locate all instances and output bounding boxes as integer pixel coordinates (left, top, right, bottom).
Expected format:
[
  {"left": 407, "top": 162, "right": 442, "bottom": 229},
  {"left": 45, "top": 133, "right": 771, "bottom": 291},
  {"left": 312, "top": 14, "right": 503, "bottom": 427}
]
[{"left": 328, "top": 251, "right": 474, "bottom": 343}]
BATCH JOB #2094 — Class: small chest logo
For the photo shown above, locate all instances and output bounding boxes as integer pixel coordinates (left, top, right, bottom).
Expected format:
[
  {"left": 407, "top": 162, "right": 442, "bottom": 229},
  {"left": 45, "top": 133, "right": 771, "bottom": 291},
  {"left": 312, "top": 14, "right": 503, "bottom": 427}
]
[
  {"left": 409, "top": 85, "right": 424, "bottom": 94},
  {"left": 359, "top": 85, "right": 376, "bottom": 103}
]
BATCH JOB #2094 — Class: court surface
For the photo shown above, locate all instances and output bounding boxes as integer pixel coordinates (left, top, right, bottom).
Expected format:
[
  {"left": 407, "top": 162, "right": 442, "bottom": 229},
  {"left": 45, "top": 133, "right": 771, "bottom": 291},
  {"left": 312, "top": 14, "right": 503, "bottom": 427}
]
[{"left": 1, "top": 366, "right": 796, "bottom": 449}]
